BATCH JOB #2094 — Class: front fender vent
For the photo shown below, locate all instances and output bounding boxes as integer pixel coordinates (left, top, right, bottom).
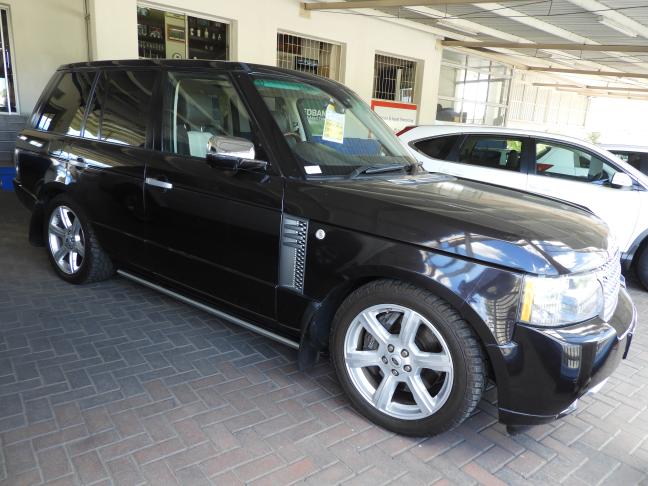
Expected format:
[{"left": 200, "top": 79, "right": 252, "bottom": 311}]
[{"left": 279, "top": 215, "right": 308, "bottom": 293}]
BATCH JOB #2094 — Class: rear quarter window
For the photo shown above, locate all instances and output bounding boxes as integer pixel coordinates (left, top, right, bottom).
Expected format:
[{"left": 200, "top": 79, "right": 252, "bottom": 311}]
[
  {"left": 413, "top": 135, "right": 460, "bottom": 160},
  {"left": 35, "top": 71, "right": 96, "bottom": 135}
]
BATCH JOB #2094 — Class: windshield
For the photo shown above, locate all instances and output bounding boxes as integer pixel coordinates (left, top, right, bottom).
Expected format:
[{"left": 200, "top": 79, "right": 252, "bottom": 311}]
[{"left": 253, "top": 77, "right": 415, "bottom": 177}]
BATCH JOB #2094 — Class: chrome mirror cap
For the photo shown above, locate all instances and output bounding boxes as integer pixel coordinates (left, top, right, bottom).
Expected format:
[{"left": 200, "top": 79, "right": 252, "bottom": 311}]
[{"left": 207, "top": 135, "right": 255, "bottom": 160}]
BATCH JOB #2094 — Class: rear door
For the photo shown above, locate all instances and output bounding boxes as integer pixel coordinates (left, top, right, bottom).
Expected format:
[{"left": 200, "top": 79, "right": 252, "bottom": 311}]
[
  {"left": 65, "top": 68, "right": 158, "bottom": 266},
  {"left": 440, "top": 133, "right": 530, "bottom": 189},
  {"left": 527, "top": 138, "right": 641, "bottom": 250},
  {"left": 141, "top": 70, "right": 283, "bottom": 321}
]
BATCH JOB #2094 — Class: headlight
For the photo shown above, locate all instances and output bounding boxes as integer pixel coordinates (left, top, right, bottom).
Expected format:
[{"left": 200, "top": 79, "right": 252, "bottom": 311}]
[{"left": 519, "top": 273, "right": 603, "bottom": 327}]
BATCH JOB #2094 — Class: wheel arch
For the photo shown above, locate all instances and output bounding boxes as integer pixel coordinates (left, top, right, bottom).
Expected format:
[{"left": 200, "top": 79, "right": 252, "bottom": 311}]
[
  {"left": 29, "top": 181, "right": 69, "bottom": 246},
  {"left": 624, "top": 228, "right": 648, "bottom": 272},
  {"left": 298, "top": 266, "right": 498, "bottom": 381}
]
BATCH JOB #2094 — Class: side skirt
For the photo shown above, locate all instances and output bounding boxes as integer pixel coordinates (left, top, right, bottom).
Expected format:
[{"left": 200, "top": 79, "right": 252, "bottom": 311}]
[{"left": 117, "top": 270, "right": 300, "bottom": 350}]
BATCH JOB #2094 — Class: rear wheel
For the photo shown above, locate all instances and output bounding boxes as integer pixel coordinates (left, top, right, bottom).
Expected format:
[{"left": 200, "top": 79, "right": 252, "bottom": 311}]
[
  {"left": 331, "top": 280, "right": 486, "bottom": 436},
  {"left": 45, "top": 195, "right": 114, "bottom": 284}
]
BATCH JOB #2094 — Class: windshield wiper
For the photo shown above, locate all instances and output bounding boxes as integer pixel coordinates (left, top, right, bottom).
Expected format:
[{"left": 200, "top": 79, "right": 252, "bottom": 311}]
[{"left": 348, "top": 163, "right": 410, "bottom": 179}]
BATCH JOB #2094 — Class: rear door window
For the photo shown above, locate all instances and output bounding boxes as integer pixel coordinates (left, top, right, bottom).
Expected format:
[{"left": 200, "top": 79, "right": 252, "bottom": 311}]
[
  {"left": 36, "top": 71, "right": 96, "bottom": 135},
  {"left": 93, "top": 70, "right": 157, "bottom": 146},
  {"left": 458, "top": 135, "right": 525, "bottom": 172},
  {"left": 413, "top": 135, "right": 460, "bottom": 160}
]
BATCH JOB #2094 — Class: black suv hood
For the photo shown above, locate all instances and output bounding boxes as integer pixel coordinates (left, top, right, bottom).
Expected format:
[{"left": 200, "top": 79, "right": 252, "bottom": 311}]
[{"left": 291, "top": 174, "right": 614, "bottom": 276}]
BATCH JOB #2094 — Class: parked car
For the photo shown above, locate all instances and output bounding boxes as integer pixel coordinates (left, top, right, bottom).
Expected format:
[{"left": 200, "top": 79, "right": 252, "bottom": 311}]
[
  {"left": 14, "top": 60, "right": 635, "bottom": 436},
  {"left": 399, "top": 125, "right": 648, "bottom": 289},
  {"left": 601, "top": 144, "right": 648, "bottom": 176}
]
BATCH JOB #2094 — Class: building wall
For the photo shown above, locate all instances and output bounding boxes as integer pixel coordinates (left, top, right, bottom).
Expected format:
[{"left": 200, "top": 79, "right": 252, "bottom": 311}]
[
  {"left": 3, "top": 0, "right": 442, "bottom": 124},
  {"left": 4, "top": 0, "right": 88, "bottom": 115}
]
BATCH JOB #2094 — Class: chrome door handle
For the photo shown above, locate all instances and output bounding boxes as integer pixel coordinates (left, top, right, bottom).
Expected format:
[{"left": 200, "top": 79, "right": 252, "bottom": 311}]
[{"left": 145, "top": 177, "right": 173, "bottom": 190}]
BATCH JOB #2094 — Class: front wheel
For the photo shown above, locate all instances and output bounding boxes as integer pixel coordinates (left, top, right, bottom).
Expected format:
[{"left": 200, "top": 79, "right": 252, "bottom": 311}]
[{"left": 331, "top": 280, "right": 486, "bottom": 436}]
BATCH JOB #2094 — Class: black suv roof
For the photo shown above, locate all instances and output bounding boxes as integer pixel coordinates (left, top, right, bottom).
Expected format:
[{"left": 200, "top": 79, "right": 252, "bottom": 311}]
[{"left": 58, "top": 59, "right": 328, "bottom": 82}]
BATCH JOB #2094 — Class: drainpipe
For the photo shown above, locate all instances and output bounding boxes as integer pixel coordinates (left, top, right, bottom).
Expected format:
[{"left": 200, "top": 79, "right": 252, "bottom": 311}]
[{"left": 83, "top": 0, "right": 93, "bottom": 61}]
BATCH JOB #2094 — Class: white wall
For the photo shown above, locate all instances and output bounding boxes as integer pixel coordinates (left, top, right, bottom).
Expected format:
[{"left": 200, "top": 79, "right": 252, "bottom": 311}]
[
  {"left": 586, "top": 97, "right": 648, "bottom": 146},
  {"left": 4, "top": 0, "right": 87, "bottom": 114},
  {"left": 88, "top": 0, "right": 138, "bottom": 60}
]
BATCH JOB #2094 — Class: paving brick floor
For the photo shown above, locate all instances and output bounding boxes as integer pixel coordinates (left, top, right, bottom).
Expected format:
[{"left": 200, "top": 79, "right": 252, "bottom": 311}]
[{"left": 0, "top": 191, "right": 647, "bottom": 485}]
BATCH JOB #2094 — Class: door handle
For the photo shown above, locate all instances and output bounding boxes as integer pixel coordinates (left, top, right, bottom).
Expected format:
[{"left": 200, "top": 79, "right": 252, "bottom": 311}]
[{"left": 145, "top": 177, "right": 173, "bottom": 190}]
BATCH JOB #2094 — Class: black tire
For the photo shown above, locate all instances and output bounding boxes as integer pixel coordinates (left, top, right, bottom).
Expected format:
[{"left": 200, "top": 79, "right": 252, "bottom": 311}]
[
  {"left": 44, "top": 194, "right": 115, "bottom": 284},
  {"left": 636, "top": 248, "right": 648, "bottom": 290},
  {"left": 330, "top": 279, "right": 486, "bottom": 437}
]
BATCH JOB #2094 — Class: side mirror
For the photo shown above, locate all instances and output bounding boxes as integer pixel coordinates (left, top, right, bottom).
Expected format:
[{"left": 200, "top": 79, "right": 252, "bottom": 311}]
[
  {"left": 206, "top": 135, "right": 268, "bottom": 172},
  {"left": 611, "top": 172, "right": 634, "bottom": 189}
]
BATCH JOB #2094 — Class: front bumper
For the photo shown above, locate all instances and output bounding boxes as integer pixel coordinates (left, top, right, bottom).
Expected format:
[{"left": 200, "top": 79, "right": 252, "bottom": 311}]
[{"left": 493, "top": 287, "right": 636, "bottom": 426}]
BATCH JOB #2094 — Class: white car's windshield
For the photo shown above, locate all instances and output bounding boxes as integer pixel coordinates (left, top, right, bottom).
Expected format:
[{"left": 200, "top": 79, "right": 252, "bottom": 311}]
[{"left": 253, "top": 77, "right": 415, "bottom": 177}]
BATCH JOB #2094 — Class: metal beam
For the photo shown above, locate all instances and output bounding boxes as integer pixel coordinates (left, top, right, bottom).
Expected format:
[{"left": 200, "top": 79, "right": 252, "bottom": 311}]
[
  {"left": 530, "top": 83, "right": 648, "bottom": 94},
  {"left": 302, "top": 0, "right": 525, "bottom": 10},
  {"left": 588, "top": 85, "right": 648, "bottom": 92},
  {"left": 441, "top": 41, "right": 648, "bottom": 53},
  {"left": 527, "top": 67, "right": 648, "bottom": 79}
]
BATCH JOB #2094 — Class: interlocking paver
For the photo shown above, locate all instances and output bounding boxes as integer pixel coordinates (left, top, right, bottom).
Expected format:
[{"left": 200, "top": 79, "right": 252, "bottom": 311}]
[{"left": 1, "top": 191, "right": 648, "bottom": 485}]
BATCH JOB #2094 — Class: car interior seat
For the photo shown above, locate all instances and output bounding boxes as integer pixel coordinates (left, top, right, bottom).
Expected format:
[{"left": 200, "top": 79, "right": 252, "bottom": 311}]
[{"left": 506, "top": 150, "right": 520, "bottom": 171}]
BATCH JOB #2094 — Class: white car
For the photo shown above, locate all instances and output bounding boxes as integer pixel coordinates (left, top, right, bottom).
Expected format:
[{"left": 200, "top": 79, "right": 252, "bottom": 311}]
[{"left": 399, "top": 125, "right": 648, "bottom": 288}]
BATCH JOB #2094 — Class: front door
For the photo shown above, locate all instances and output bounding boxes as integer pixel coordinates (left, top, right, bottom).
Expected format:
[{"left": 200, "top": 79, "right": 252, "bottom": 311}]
[
  {"left": 527, "top": 138, "right": 640, "bottom": 250},
  {"left": 142, "top": 70, "right": 283, "bottom": 321}
]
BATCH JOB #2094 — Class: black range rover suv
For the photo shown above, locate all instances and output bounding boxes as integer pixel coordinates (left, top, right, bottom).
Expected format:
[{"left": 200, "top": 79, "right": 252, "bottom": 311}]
[{"left": 13, "top": 60, "right": 636, "bottom": 436}]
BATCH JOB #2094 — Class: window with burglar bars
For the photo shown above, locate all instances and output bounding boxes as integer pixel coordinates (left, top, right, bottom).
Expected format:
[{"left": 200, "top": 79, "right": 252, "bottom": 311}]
[
  {"left": 372, "top": 54, "right": 417, "bottom": 103},
  {"left": 276, "top": 33, "right": 341, "bottom": 81}
]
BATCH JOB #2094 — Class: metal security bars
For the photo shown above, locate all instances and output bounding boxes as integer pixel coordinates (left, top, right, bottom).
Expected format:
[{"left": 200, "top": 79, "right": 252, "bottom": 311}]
[
  {"left": 276, "top": 33, "right": 341, "bottom": 80},
  {"left": 372, "top": 54, "right": 417, "bottom": 103}
]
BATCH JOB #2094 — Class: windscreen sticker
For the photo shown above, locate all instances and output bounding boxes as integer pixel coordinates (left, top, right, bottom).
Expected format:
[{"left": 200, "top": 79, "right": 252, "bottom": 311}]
[
  {"left": 322, "top": 103, "right": 345, "bottom": 144},
  {"left": 304, "top": 165, "right": 322, "bottom": 175}
]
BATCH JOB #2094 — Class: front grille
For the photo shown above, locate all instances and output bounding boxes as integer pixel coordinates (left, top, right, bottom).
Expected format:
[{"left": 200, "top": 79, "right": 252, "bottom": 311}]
[{"left": 599, "top": 249, "right": 622, "bottom": 322}]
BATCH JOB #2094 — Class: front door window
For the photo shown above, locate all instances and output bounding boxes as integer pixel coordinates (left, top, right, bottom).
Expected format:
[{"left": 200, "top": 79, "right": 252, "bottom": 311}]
[
  {"left": 535, "top": 140, "right": 617, "bottom": 185},
  {"left": 162, "top": 72, "right": 257, "bottom": 159}
]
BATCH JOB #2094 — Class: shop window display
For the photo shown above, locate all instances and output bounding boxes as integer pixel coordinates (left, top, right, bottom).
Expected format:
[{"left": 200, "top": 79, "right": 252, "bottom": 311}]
[{"left": 137, "top": 6, "right": 228, "bottom": 61}]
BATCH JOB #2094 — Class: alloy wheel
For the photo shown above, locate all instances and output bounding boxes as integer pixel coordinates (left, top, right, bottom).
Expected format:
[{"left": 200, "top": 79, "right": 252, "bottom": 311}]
[
  {"left": 344, "top": 304, "right": 454, "bottom": 420},
  {"left": 48, "top": 206, "right": 85, "bottom": 275}
]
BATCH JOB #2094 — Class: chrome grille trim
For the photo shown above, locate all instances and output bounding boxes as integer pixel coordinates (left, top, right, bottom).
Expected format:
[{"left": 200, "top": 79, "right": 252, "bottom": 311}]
[{"left": 599, "top": 249, "right": 621, "bottom": 322}]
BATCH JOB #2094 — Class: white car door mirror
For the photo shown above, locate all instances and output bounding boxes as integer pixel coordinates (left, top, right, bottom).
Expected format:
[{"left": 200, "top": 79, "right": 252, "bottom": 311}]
[{"left": 611, "top": 172, "right": 634, "bottom": 189}]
